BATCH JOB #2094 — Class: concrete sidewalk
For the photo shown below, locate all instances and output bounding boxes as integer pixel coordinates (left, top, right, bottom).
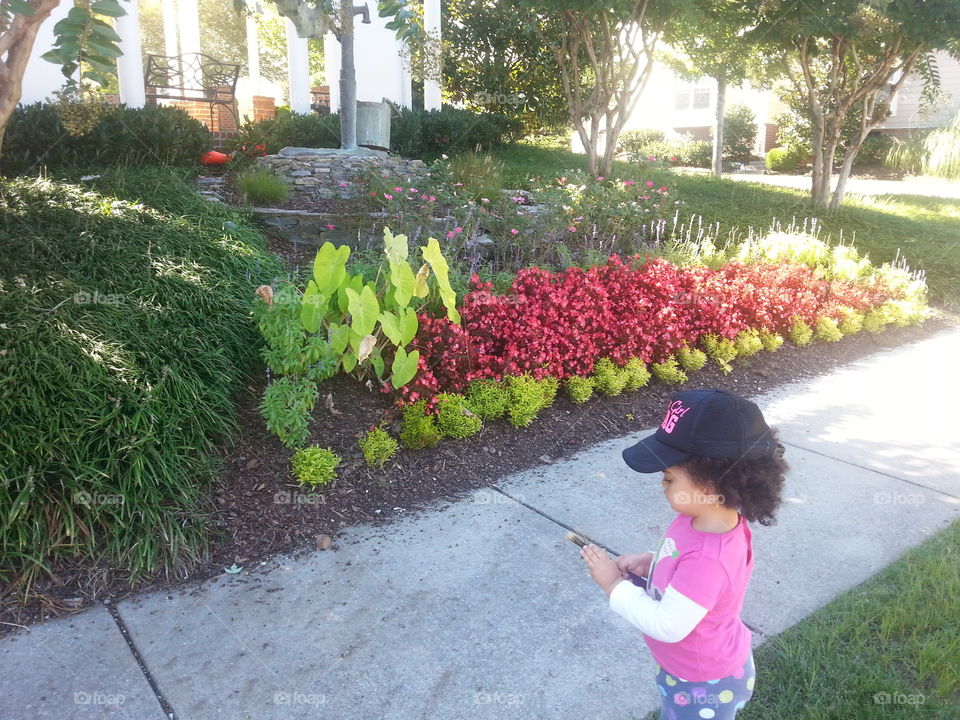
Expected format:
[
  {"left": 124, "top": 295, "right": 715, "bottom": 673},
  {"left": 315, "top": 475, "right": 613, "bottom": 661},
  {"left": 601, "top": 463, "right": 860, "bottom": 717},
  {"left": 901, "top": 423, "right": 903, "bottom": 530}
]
[{"left": 2, "top": 327, "right": 959, "bottom": 720}]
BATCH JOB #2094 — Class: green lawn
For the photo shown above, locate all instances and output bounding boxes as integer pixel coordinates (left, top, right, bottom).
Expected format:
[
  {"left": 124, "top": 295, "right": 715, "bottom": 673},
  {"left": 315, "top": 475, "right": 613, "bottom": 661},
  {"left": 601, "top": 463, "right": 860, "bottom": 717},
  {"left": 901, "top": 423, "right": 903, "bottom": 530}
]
[
  {"left": 632, "top": 519, "right": 960, "bottom": 720},
  {"left": 490, "top": 143, "right": 960, "bottom": 311}
]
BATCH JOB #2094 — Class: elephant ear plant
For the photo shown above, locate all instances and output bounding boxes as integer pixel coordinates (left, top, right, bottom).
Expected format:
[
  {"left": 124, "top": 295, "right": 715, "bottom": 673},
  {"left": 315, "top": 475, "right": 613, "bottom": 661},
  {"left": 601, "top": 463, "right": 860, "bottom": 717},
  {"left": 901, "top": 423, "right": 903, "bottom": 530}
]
[{"left": 253, "top": 227, "right": 460, "bottom": 448}]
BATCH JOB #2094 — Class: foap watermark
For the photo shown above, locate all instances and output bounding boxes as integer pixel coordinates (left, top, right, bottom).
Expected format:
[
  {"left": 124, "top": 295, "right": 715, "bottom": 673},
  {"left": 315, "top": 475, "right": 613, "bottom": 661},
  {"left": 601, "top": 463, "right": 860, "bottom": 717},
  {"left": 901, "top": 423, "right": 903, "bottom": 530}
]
[
  {"left": 73, "top": 491, "right": 124, "bottom": 507},
  {"left": 669, "top": 290, "right": 723, "bottom": 307},
  {"left": 473, "top": 490, "right": 522, "bottom": 505},
  {"left": 73, "top": 290, "right": 124, "bottom": 306},
  {"left": 474, "top": 91, "right": 523, "bottom": 107},
  {"left": 273, "top": 691, "right": 327, "bottom": 707},
  {"left": 74, "top": 691, "right": 125, "bottom": 706},
  {"left": 473, "top": 690, "right": 526, "bottom": 706},
  {"left": 672, "top": 689, "right": 734, "bottom": 708},
  {"left": 873, "top": 491, "right": 925, "bottom": 506},
  {"left": 673, "top": 491, "right": 725, "bottom": 505},
  {"left": 873, "top": 691, "right": 925, "bottom": 706},
  {"left": 274, "top": 490, "right": 325, "bottom": 506}
]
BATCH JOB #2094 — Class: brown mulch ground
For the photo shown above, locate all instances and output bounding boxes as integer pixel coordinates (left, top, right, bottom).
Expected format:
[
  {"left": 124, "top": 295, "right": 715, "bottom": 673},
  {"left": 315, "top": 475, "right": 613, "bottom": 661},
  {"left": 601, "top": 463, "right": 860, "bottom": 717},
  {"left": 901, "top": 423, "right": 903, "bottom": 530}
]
[{"left": 1, "top": 238, "right": 954, "bottom": 636}]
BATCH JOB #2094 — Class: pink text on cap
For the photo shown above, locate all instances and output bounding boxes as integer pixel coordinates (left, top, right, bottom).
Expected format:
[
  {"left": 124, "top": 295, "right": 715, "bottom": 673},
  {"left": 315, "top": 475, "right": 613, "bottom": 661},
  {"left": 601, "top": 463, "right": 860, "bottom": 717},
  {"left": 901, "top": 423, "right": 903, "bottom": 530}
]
[{"left": 661, "top": 400, "right": 690, "bottom": 433}]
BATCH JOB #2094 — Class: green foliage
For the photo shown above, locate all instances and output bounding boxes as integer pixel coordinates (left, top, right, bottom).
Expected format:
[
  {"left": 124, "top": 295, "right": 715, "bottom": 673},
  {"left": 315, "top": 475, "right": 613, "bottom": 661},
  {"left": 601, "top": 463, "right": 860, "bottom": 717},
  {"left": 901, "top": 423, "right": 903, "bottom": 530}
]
[
  {"left": 918, "top": 113, "right": 960, "bottom": 180},
  {"left": 618, "top": 129, "right": 666, "bottom": 155},
  {"left": 758, "top": 328, "right": 785, "bottom": 352},
  {"left": 702, "top": 333, "right": 738, "bottom": 374},
  {"left": 400, "top": 400, "right": 442, "bottom": 449},
  {"left": 465, "top": 378, "right": 510, "bottom": 420},
  {"left": 359, "top": 426, "right": 399, "bottom": 469},
  {"left": 504, "top": 374, "right": 558, "bottom": 428},
  {"left": 236, "top": 166, "right": 289, "bottom": 205},
  {"left": 387, "top": 106, "right": 524, "bottom": 160},
  {"left": 623, "top": 357, "right": 652, "bottom": 391},
  {"left": 565, "top": 375, "right": 595, "bottom": 404},
  {"left": 854, "top": 131, "right": 897, "bottom": 168},
  {"left": 884, "top": 132, "right": 929, "bottom": 174},
  {"left": 2, "top": 103, "right": 211, "bottom": 176},
  {"left": 650, "top": 356, "right": 689, "bottom": 385},
  {"left": 838, "top": 310, "right": 864, "bottom": 335},
  {"left": 260, "top": 376, "right": 320, "bottom": 449},
  {"left": 39, "top": 0, "right": 127, "bottom": 87},
  {"left": 765, "top": 146, "right": 804, "bottom": 172},
  {"left": 676, "top": 344, "right": 707, "bottom": 372},
  {"left": 813, "top": 316, "right": 843, "bottom": 342},
  {"left": 291, "top": 446, "right": 341, "bottom": 488},
  {"left": 436, "top": 392, "right": 483, "bottom": 439},
  {"left": 0, "top": 167, "right": 282, "bottom": 589},
  {"left": 680, "top": 140, "right": 714, "bottom": 168},
  {"left": 625, "top": 132, "right": 712, "bottom": 168},
  {"left": 591, "top": 357, "right": 629, "bottom": 396},
  {"left": 447, "top": 151, "right": 505, "bottom": 203},
  {"left": 723, "top": 105, "right": 758, "bottom": 162},
  {"left": 788, "top": 316, "right": 814, "bottom": 346},
  {"left": 733, "top": 329, "right": 764, "bottom": 357}
]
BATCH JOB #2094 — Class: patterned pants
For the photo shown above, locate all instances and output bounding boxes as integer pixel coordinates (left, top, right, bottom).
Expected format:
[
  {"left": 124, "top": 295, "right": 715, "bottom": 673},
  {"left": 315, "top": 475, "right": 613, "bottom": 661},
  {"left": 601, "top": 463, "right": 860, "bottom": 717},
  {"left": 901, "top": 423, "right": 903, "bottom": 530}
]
[{"left": 655, "top": 652, "right": 755, "bottom": 720}]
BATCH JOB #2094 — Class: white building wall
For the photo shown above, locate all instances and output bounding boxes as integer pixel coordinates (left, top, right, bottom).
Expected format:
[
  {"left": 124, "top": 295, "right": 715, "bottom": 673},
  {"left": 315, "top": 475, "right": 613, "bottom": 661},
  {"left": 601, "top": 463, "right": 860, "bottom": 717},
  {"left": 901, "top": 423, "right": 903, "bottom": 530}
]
[
  {"left": 882, "top": 50, "right": 960, "bottom": 130},
  {"left": 19, "top": 2, "right": 75, "bottom": 106}
]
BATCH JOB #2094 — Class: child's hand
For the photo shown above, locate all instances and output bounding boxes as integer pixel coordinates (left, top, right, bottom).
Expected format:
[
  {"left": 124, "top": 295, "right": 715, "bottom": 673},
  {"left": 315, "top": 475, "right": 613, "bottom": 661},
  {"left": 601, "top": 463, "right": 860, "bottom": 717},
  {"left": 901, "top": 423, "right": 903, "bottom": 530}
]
[
  {"left": 617, "top": 552, "right": 654, "bottom": 578},
  {"left": 580, "top": 544, "right": 623, "bottom": 596}
]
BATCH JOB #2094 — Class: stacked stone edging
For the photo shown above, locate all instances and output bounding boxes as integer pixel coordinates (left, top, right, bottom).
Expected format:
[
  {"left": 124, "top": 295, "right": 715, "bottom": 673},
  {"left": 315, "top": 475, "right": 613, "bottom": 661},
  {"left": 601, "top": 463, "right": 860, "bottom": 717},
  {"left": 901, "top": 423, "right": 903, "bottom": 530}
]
[{"left": 256, "top": 147, "right": 428, "bottom": 200}]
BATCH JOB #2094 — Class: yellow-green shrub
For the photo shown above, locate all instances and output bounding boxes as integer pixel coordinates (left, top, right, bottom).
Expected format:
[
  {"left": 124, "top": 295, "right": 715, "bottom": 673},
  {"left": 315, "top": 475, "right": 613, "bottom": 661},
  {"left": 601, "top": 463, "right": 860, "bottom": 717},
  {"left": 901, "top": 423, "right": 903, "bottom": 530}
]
[
  {"left": 592, "top": 357, "right": 629, "bottom": 396},
  {"left": 623, "top": 357, "right": 652, "bottom": 391},
  {"left": 650, "top": 356, "right": 689, "bottom": 385},
  {"left": 465, "top": 378, "right": 509, "bottom": 420},
  {"left": 676, "top": 345, "right": 707, "bottom": 372},
  {"left": 813, "top": 316, "right": 843, "bottom": 342},
  {"left": 733, "top": 329, "right": 763, "bottom": 357},
  {"left": 400, "top": 400, "right": 442, "bottom": 449},
  {"left": 565, "top": 375, "right": 595, "bottom": 404},
  {"left": 838, "top": 310, "right": 864, "bottom": 335},
  {"left": 758, "top": 328, "right": 784, "bottom": 352},
  {"left": 359, "top": 426, "right": 399, "bottom": 468},
  {"left": 291, "top": 446, "right": 341, "bottom": 487},
  {"left": 788, "top": 316, "right": 813, "bottom": 346},
  {"left": 436, "top": 392, "right": 483, "bottom": 438},
  {"left": 702, "top": 333, "right": 737, "bottom": 374},
  {"left": 505, "top": 374, "right": 558, "bottom": 427}
]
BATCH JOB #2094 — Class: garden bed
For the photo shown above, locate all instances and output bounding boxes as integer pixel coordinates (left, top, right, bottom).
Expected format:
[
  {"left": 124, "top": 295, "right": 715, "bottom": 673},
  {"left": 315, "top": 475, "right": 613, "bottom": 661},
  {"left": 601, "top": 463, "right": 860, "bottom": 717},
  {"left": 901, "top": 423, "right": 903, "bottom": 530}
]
[{"left": 1, "top": 307, "right": 951, "bottom": 635}]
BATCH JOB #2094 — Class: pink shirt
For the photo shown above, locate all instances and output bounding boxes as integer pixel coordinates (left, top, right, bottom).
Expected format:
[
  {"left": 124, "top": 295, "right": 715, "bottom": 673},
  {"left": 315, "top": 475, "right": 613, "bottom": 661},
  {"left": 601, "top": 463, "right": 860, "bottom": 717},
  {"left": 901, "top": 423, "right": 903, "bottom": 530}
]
[{"left": 643, "top": 512, "right": 754, "bottom": 681}]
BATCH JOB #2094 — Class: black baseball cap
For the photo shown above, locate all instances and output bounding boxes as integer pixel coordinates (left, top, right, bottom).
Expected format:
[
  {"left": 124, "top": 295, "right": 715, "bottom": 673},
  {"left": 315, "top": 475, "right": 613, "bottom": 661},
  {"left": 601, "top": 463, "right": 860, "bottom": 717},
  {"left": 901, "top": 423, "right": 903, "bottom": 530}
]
[{"left": 622, "top": 389, "right": 781, "bottom": 473}]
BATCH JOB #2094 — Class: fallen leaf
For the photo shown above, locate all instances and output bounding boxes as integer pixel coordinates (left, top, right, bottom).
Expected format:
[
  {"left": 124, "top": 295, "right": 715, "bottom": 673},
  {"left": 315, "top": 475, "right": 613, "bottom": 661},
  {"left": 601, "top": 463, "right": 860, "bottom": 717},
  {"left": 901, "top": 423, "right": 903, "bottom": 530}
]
[
  {"left": 245, "top": 458, "right": 260, "bottom": 470},
  {"left": 224, "top": 563, "right": 243, "bottom": 574},
  {"left": 325, "top": 393, "right": 342, "bottom": 415},
  {"left": 255, "top": 285, "right": 274, "bottom": 307},
  {"left": 316, "top": 534, "right": 333, "bottom": 550}
]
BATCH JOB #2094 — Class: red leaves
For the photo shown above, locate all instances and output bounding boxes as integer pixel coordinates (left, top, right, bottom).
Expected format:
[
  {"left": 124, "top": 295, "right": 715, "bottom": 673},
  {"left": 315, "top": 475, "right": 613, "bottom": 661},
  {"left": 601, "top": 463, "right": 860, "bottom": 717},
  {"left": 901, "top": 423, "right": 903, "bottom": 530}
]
[{"left": 394, "top": 255, "right": 898, "bottom": 407}]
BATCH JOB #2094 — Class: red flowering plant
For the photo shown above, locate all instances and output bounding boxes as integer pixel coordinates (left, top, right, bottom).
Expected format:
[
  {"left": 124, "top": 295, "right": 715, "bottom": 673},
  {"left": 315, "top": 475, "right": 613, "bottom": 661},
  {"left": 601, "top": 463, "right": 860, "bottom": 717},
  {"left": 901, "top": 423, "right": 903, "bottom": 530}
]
[{"left": 392, "top": 253, "right": 903, "bottom": 408}]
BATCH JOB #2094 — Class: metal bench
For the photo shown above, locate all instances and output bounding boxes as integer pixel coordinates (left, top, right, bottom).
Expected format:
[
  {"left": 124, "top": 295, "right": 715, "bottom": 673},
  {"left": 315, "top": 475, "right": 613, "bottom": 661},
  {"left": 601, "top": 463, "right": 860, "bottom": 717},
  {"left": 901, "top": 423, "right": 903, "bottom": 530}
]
[{"left": 143, "top": 53, "right": 240, "bottom": 128}]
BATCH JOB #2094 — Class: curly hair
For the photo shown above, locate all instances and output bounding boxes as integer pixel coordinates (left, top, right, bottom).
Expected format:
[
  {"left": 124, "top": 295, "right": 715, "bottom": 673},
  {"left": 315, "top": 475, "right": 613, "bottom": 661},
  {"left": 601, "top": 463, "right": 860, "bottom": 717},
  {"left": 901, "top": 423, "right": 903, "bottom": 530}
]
[{"left": 676, "top": 428, "right": 789, "bottom": 526}]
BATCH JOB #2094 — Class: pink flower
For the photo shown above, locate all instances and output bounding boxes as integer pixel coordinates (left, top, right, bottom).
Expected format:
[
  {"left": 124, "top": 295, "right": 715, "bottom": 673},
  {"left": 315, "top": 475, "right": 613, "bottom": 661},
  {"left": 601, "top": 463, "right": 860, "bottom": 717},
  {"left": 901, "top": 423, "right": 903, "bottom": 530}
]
[
  {"left": 454, "top": 182, "right": 463, "bottom": 187},
  {"left": 648, "top": 155, "right": 656, "bottom": 162},
  {"left": 670, "top": 156, "right": 679, "bottom": 163},
  {"left": 429, "top": 196, "right": 436, "bottom": 202},
  {"left": 660, "top": 186, "right": 668, "bottom": 192},
  {"left": 596, "top": 176, "right": 604, "bottom": 181},
  {"left": 420, "top": 194, "right": 429, "bottom": 200},
  {"left": 384, "top": 193, "right": 393, "bottom": 200},
  {"left": 409, "top": 188, "right": 418, "bottom": 193},
  {"left": 623, "top": 180, "right": 635, "bottom": 187},
  {"left": 446, "top": 231, "right": 456, "bottom": 239},
  {"left": 338, "top": 181, "right": 350, "bottom": 187},
  {"left": 393, "top": 186, "right": 403, "bottom": 192},
  {"left": 325, "top": 223, "right": 336, "bottom": 230},
  {"left": 510, "top": 228, "right": 519, "bottom": 235},
  {"left": 567, "top": 226, "right": 577, "bottom": 232},
  {"left": 646, "top": 181, "right": 654, "bottom": 187},
  {"left": 481, "top": 197, "right": 489, "bottom": 203},
  {"left": 455, "top": 227, "right": 463, "bottom": 233}
]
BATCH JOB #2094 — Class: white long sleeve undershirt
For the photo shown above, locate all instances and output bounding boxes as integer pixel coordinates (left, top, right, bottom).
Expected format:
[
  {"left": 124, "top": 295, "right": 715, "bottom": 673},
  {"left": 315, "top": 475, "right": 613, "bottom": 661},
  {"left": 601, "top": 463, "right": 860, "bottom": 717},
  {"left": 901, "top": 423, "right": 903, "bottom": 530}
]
[{"left": 608, "top": 580, "right": 709, "bottom": 643}]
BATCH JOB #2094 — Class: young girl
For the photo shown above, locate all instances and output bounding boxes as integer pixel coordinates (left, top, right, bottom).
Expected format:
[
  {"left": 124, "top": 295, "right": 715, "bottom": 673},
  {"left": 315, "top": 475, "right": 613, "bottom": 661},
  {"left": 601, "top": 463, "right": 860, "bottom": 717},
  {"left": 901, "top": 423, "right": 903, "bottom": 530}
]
[{"left": 580, "top": 388, "right": 787, "bottom": 720}]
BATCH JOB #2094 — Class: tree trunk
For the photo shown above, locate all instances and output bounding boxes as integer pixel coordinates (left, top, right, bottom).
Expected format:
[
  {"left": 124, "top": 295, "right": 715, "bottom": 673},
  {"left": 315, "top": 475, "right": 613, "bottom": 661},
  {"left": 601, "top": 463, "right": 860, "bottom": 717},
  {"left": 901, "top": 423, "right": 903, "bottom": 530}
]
[
  {"left": 712, "top": 75, "right": 726, "bottom": 178},
  {"left": 809, "top": 119, "right": 833, "bottom": 209},
  {"left": 339, "top": 0, "right": 357, "bottom": 151},
  {"left": 0, "top": 0, "right": 62, "bottom": 163}
]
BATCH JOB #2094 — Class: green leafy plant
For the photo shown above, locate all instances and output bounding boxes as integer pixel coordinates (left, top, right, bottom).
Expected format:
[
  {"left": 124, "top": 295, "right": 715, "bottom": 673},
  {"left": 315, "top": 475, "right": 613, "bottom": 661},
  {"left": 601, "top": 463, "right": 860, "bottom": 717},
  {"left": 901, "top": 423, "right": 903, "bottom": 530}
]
[
  {"left": 591, "top": 357, "right": 629, "bottom": 396},
  {"left": 236, "top": 166, "right": 289, "bottom": 205},
  {"left": 400, "top": 400, "right": 442, "bottom": 449},
  {"left": 448, "top": 151, "right": 506, "bottom": 203},
  {"left": 650, "top": 356, "right": 689, "bottom": 385},
  {"left": 788, "top": 316, "right": 814, "bottom": 346},
  {"left": 505, "top": 374, "right": 558, "bottom": 427},
  {"left": 702, "top": 333, "right": 738, "bottom": 374},
  {"left": 758, "top": 328, "right": 785, "bottom": 352},
  {"left": 765, "top": 146, "right": 804, "bottom": 172},
  {"left": 813, "top": 316, "right": 843, "bottom": 342},
  {"left": 733, "top": 329, "right": 764, "bottom": 357},
  {"left": 436, "top": 392, "right": 483, "bottom": 438},
  {"left": 565, "top": 375, "right": 595, "bottom": 404},
  {"left": 291, "top": 446, "right": 341, "bottom": 487},
  {"left": 622, "top": 357, "right": 652, "bottom": 391},
  {"left": 676, "top": 344, "right": 707, "bottom": 372},
  {"left": 260, "top": 376, "right": 320, "bottom": 449},
  {"left": 838, "top": 310, "right": 864, "bottom": 335},
  {"left": 465, "top": 378, "right": 510, "bottom": 420},
  {"left": 359, "top": 426, "right": 399, "bottom": 469},
  {"left": 723, "top": 105, "right": 758, "bottom": 163}
]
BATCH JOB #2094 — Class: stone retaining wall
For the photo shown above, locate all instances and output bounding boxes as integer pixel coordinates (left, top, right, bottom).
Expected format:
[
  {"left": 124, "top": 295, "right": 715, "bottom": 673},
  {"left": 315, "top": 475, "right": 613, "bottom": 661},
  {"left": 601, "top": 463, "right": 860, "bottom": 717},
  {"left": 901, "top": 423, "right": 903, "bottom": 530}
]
[{"left": 256, "top": 147, "right": 428, "bottom": 200}]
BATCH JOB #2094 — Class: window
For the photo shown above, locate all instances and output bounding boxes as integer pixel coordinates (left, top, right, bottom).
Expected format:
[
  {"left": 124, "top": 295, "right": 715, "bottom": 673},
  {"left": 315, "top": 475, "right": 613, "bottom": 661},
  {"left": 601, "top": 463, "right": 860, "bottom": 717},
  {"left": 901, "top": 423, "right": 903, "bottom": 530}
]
[{"left": 674, "top": 79, "right": 713, "bottom": 111}]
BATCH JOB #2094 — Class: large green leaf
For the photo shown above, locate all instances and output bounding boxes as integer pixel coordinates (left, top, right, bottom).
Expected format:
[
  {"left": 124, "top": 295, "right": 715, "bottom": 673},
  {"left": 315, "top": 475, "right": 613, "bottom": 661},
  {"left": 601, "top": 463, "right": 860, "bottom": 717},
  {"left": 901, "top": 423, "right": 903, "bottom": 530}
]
[
  {"left": 421, "top": 237, "right": 461, "bottom": 324},
  {"left": 328, "top": 323, "right": 350, "bottom": 354},
  {"left": 301, "top": 280, "right": 328, "bottom": 334},
  {"left": 313, "top": 242, "right": 351, "bottom": 296},
  {"left": 391, "top": 347, "right": 420, "bottom": 389},
  {"left": 371, "top": 346, "right": 385, "bottom": 379},
  {"left": 345, "top": 285, "right": 380, "bottom": 338},
  {"left": 400, "top": 307, "right": 419, "bottom": 345},
  {"left": 378, "top": 310, "right": 403, "bottom": 346},
  {"left": 90, "top": 0, "right": 128, "bottom": 17},
  {"left": 341, "top": 352, "right": 358, "bottom": 373},
  {"left": 337, "top": 273, "right": 364, "bottom": 315}
]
